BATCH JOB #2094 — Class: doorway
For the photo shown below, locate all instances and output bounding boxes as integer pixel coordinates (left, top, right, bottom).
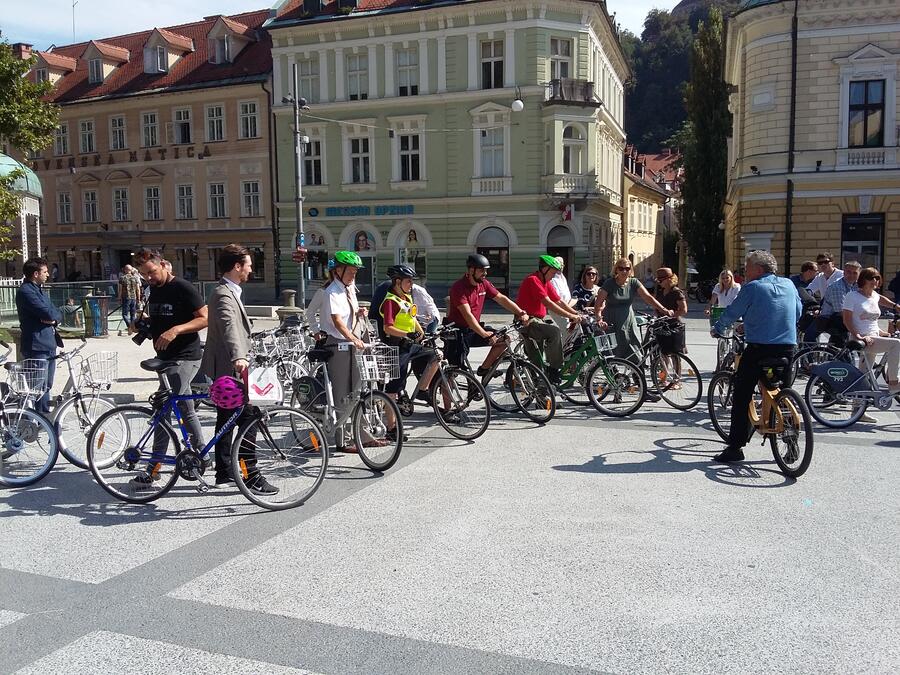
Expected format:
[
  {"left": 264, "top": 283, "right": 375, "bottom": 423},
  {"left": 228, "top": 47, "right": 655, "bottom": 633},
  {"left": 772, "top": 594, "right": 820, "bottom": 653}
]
[
  {"left": 547, "top": 225, "right": 576, "bottom": 285},
  {"left": 476, "top": 226, "right": 510, "bottom": 294}
]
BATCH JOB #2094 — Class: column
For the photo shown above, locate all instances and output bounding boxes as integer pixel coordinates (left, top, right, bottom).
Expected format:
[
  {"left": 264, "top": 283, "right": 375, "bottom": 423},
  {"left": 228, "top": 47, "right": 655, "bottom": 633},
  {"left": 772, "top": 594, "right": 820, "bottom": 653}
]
[
  {"left": 317, "top": 49, "right": 329, "bottom": 102},
  {"left": 273, "top": 53, "right": 283, "bottom": 103},
  {"left": 335, "top": 47, "right": 345, "bottom": 101},
  {"left": 367, "top": 45, "right": 377, "bottom": 99},
  {"left": 33, "top": 213, "right": 41, "bottom": 257},
  {"left": 384, "top": 42, "right": 395, "bottom": 98},
  {"left": 418, "top": 38, "right": 429, "bottom": 95},
  {"left": 467, "top": 33, "right": 478, "bottom": 90},
  {"left": 504, "top": 29, "right": 515, "bottom": 87},
  {"left": 19, "top": 203, "right": 29, "bottom": 261},
  {"left": 286, "top": 54, "right": 295, "bottom": 99},
  {"left": 437, "top": 36, "right": 446, "bottom": 93}
]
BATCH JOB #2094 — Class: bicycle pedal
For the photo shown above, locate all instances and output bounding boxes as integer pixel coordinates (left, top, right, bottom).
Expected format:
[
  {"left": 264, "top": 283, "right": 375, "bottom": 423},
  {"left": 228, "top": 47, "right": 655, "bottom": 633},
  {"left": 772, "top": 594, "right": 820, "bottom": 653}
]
[{"left": 195, "top": 480, "right": 209, "bottom": 494}]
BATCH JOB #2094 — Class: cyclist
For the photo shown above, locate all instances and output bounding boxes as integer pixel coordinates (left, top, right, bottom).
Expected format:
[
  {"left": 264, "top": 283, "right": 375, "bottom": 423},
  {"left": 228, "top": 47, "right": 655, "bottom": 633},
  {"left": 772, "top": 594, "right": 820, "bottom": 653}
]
[
  {"left": 712, "top": 249, "right": 802, "bottom": 463},
  {"left": 515, "top": 255, "right": 583, "bottom": 384},
  {"left": 379, "top": 265, "right": 441, "bottom": 409},
  {"left": 445, "top": 254, "right": 529, "bottom": 375}
]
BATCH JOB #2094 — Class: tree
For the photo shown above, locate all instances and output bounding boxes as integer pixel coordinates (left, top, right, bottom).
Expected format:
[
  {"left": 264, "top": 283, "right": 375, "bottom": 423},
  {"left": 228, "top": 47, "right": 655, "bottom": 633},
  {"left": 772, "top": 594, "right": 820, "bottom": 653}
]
[{"left": 678, "top": 7, "right": 730, "bottom": 279}]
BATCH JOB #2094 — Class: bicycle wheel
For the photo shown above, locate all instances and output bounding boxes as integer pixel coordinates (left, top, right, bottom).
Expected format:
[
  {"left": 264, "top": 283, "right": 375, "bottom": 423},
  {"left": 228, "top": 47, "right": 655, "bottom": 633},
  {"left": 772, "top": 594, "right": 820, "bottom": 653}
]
[
  {"left": 507, "top": 359, "right": 556, "bottom": 424},
  {"left": 86, "top": 405, "right": 180, "bottom": 504},
  {"left": 586, "top": 357, "right": 645, "bottom": 417},
  {"left": 652, "top": 353, "right": 702, "bottom": 410},
  {"left": 430, "top": 367, "right": 490, "bottom": 441},
  {"left": 707, "top": 371, "right": 735, "bottom": 442},
  {"left": 0, "top": 408, "right": 58, "bottom": 487},
  {"left": 804, "top": 375, "right": 865, "bottom": 428},
  {"left": 482, "top": 355, "right": 519, "bottom": 413},
  {"left": 352, "top": 390, "right": 402, "bottom": 472},
  {"left": 769, "top": 388, "right": 813, "bottom": 478},
  {"left": 54, "top": 394, "right": 117, "bottom": 470},
  {"left": 230, "top": 406, "right": 329, "bottom": 510},
  {"left": 558, "top": 357, "right": 596, "bottom": 406},
  {"left": 716, "top": 339, "right": 730, "bottom": 371},
  {"left": 791, "top": 346, "right": 839, "bottom": 383}
]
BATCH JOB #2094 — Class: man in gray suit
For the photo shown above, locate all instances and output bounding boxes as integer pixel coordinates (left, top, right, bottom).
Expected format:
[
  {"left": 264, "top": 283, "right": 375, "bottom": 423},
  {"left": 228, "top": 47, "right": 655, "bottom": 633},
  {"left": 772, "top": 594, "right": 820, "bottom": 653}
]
[{"left": 201, "top": 244, "right": 277, "bottom": 495}]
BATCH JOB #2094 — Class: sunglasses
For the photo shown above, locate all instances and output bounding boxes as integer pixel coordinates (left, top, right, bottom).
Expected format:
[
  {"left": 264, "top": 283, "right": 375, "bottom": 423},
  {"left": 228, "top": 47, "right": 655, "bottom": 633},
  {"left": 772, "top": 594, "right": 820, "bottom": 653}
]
[
  {"left": 816, "top": 260, "right": 831, "bottom": 265},
  {"left": 616, "top": 266, "right": 631, "bottom": 272},
  {"left": 586, "top": 272, "right": 598, "bottom": 276}
]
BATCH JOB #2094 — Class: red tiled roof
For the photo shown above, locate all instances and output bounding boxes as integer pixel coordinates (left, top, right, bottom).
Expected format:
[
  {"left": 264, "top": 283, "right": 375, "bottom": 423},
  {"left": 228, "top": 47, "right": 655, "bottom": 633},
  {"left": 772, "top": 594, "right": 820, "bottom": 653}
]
[
  {"left": 155, "top": 28, "right": 195, "bottom": 52},
  {"left": 37, "top": 51, "right": 77, "bottom": 72},
  {"left": 40, "top": 10, "right": 271, "bottom": 105},
  {"left": 220, "top": 16, "right": 257, "bottom": 39},
  {"left": 85, "top": 40, "right": 131, "bottom": 62},
  {"left": 639, "top": 150, "right": 682, "bottom": 183},
  {"left": 275, "top": 0, "right": 418, "bottom": 23}
]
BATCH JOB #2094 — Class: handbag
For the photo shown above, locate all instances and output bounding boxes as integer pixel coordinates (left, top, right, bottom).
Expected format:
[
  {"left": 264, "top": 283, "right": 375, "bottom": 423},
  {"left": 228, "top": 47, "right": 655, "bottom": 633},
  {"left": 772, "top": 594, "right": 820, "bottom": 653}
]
[{"left": 245, "top": 366, "right": 283, "bottom": 406}]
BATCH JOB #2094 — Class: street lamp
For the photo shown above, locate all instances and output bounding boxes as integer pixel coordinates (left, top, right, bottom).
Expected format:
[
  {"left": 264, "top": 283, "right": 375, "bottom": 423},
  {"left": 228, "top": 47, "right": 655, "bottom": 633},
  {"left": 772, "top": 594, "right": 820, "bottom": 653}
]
[
  {"left": 511, "top": 85, "right": 524, "bottom": 112},
  {"left": 283, "top": 63, "right": 310, "bottom": 309}
]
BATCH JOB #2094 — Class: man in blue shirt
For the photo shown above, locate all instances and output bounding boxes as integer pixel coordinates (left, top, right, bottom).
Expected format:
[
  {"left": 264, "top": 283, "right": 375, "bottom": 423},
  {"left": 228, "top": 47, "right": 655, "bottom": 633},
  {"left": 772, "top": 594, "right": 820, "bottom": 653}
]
[
  {"left": 16, "top": 258, "right": 63, "bottom": 413},
  {"left": 712, "top": 250, "right": 802, "bottom": 462}
]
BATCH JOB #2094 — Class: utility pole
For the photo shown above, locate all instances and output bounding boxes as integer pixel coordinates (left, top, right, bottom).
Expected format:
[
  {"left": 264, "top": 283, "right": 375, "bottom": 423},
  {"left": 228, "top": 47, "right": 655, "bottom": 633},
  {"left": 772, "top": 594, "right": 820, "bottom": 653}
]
[
  {"left": 72, "top": 1, "right": 78, "bottom": 42},
  {"left": 289, "top": 62, "right": 309, "bottom": 309}
]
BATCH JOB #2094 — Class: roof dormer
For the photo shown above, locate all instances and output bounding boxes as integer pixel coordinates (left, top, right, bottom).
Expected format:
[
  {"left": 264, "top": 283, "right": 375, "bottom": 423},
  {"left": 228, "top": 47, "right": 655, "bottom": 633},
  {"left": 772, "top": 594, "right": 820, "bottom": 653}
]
[
  {"left": 143, "top": 28, "right": 194, "bottom": 75},
  {"left": 81, "top": 41, "right": 129, "bottom": 85},
  {"left": 33, "top": 51, "right": 77, "bottom": 86},
  {"left": 207, "top": 16, "right": 257, "bottom": 65}
]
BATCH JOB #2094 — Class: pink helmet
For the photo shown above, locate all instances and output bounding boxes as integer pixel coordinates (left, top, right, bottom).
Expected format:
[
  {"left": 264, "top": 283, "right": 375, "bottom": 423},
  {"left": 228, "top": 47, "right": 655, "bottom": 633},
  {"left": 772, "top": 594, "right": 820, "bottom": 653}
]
[{"left": 209, "top": 376, "right": 246, "bottom": 409}]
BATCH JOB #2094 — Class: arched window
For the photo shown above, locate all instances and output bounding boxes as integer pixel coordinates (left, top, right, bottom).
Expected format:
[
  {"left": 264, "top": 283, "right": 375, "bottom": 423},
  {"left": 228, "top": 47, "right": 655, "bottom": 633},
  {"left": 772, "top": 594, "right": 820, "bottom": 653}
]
[
  {"left": 562, "top": 124, "right": 586, "bottom": 174},
  {"left": 476, "top": 226, "right": 510, "bottom": 293}
]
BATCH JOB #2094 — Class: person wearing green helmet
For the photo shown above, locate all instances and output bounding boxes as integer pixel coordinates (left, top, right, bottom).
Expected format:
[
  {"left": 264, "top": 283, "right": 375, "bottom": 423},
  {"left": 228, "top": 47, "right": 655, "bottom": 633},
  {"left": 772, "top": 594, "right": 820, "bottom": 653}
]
[{"left": 514, "top": 255, "right": 584, "bottom": 384}]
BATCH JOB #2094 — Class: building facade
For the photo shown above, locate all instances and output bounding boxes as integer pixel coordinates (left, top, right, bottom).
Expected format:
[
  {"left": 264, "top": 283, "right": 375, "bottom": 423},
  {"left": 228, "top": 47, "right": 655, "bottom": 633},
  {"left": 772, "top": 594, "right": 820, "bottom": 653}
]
[
  {"left": 725, "top": 0, "right": 900, "bottom": 275},
  {"left": 21, "top": 12, "right": 277, "bottom": 296},
  {"left": 268, "top": 0, "right": 628, "bottom": 299},
  {"left": 622, "top": 148, "right": 668, "bottom": 278}
]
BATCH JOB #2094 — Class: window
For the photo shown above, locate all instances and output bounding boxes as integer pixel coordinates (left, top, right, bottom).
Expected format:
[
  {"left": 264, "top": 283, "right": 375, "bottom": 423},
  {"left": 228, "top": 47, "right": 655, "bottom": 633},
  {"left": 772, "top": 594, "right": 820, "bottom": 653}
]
[
  {"left": 36, "top": 68, "right": 48, "bottom": 83},
  {"left": 298, "top": 58, "right": 319, "bottom": 103},
  {"left": 841, "top": 213, "right": 884, "bottom": 269},
  {"left": 176, "top": 184, "right": 194, "bottom": 219},
  {"left": 562, "top": 125, "right": 585, "bottom": 174},
  {"left": 206, "top": 105, "right": 225, "bottom": 141},
  {"left": 397, "top": 48, "right": 418, "bottom": 97},
  {"left": 210, "top": 36, "right": 230, "bottom": 64},
  {"left": 848, "top": 79, "right": 885, "bottom": 148},
  {"left": 480, "top": 128, "right": 504, "bottom": 177},
  {"left": 304, "top": 140, "right": 323, "bottom": 186},
  {"left": 57, "top": 193, "right": 72, "bottom": 224},
  {"left": 350, "top": 137, "right": 371, "bottom": 183},
  {"left": 481, "top": 40, "right": 504, "bottom": 89},
  {"left": 89, "top": 58, "right": 103, "bottom": 84},
  {"left": 249, "top": 247, "right": 265, "bottom": 283},
  {"left": 54, "top": 123, "right": 69, "bottom": 156},
  {"left": 173, "top": 108, "right": 192, "bottom": 144},
  {"left": 79, "top": 120, "right": 95, "bottom": 154},
  {"left": 239, "top": 101, "right": 259, "bottom": 139},
  {"left": 113, "top": 187, "right": 129, "bottom": 221},
  {"left": 83, "top": 190, "right": 99, "bottom": 222},
  {"left": 399, "top": 134, "right": 421, "bottom": 181},
  {"left": 241, "top": 181, "right": 261, "bottom": 217},
  {"left": 144, "top": 185, "right": 161, "bottom": 220},
  {"left": 142, "top": 112, "right": 159, "bottom": 147},
  {"left": 208, "top": 183, "right": 227, "bottom": 218},
  {"left": 110, "top": 116, "right": 127, "bottom": 150},
  {"left": 347, "top": 54, "right": 368, "bottom": 100},
  {"left": 156, "top": 45, "right": 167, "bottom": 72},
  {"left": 550, "top": 38, "right": 572, "bottom": 80}
]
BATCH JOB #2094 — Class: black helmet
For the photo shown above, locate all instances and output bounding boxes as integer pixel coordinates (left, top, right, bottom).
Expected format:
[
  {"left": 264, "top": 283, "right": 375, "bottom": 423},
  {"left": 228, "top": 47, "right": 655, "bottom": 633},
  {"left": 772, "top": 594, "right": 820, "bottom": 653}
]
[
  {"left": 387, "top": 264, "right": 418, "bottom": 280},
  {"left": 466, "top": 253, "right": 491, "bottom": 270}
]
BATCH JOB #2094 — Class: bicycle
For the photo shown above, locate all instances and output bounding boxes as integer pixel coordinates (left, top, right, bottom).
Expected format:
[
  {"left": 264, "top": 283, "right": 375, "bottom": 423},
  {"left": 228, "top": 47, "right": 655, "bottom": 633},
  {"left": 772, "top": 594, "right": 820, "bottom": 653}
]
[
  {"left": 86, "top": 357, "right": 328, "bottom": 509},
  {"left": 394, "top": 325, "right": 491, "bottom": 441},
  {"left": 291, "top": 337, "right": 405, "bottom": 472},
  {"left": 0, "top": 343, "right": 60, "bottom": 487},
  {"left": 635, "top": 313, "right": 703, "bottom": 410},
  {"left": 707, "top": 343, "right": 813, "bottom": 478}
]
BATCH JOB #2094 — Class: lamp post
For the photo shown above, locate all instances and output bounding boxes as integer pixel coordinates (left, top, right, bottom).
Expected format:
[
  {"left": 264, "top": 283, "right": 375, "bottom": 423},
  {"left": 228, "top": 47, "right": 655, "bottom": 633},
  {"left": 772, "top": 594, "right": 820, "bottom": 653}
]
[{"left": 284, "top": 63, "right": 310, "bottom": 309}]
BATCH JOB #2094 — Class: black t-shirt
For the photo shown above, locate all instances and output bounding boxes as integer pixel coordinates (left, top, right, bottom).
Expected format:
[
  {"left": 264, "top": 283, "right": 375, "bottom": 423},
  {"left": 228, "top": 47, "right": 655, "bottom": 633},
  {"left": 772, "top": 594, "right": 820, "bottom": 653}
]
[{"left": 148, "top": 277, "right": 205, "bottom": 360}]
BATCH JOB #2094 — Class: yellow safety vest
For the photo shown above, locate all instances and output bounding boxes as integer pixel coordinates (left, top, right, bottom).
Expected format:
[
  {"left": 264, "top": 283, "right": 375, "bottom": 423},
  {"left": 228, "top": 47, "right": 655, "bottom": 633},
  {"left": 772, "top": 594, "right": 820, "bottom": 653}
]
[{"left": 380, "top": 291, "right": 417, "bottom": 333}]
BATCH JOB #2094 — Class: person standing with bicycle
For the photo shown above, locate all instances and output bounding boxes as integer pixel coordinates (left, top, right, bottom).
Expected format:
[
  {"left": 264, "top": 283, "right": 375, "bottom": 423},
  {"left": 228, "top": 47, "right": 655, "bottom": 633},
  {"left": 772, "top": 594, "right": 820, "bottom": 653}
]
[
  {"left": 15, "top": 257, "right": 62, "bottom": 414},
  {"left": 712, "top": 249, "right": 802, "bottom": 463}
]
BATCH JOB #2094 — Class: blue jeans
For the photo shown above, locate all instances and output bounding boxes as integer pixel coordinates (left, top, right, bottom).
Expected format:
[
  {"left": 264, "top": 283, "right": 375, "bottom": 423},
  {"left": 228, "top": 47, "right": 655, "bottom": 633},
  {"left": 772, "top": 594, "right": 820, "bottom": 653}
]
[
  {"left": 122, "top": 298, "right": 137, "bottom": 327},
  {"left": 22, "top": 350, "right": 56, "bottom": 414}
]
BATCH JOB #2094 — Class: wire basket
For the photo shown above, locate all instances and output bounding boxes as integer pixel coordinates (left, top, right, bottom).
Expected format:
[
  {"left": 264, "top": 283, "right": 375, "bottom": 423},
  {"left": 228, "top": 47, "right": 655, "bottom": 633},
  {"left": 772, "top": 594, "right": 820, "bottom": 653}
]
[
  {"left": 7, "top": 359, "right": 49, "bottom": 398},
  {"left": 356, "top": 343, "right": 400, "bottom": 383},
  {"left": 83, "top": 351, "right": 118, "bottom": 386},
  {"left": 593, "top": 332, "right": 618, "bottom": 353},
  {"left": 276, "top": 331, "right": 308, "bottom": 355}
]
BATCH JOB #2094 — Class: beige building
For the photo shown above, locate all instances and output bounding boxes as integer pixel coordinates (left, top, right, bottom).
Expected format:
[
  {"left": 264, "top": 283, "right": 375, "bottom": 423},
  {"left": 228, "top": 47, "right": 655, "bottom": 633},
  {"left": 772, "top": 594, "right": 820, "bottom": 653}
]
[
  {"left": 725, "top": 0, "right": 900, "bottom": 276},
  {"left": 620, "top": 147, "right": 668, "bottom": 278},
  {"left": 18, "top": 11, "right": 277, "bottom": 295}
]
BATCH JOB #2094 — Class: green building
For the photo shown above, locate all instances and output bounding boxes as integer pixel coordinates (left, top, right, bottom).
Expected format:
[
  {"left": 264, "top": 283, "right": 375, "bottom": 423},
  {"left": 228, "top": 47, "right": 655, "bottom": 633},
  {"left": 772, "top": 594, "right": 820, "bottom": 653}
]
[{"left": 267, "top": 0, "right": 629, "bottom": 299}]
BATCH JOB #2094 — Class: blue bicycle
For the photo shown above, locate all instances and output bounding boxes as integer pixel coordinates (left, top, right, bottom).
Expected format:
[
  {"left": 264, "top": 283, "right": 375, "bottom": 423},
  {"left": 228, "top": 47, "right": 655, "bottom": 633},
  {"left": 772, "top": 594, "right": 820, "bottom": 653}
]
[{"left": 86, "top": 358, "right": 328, "bottom": 510}]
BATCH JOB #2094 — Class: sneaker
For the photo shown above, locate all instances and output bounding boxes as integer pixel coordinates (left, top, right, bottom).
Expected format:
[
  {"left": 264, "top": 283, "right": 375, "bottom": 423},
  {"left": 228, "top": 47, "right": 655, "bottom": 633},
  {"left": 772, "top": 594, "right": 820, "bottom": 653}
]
[
  {"left": 386, "top": 428, "right": 409, "bottom": 442},
  {"left": 414, "top": 390, "right": 431, "bottom": 404},
  {"left": 246, "top": 474, "right": 279, "bottom": 496},
  {"left": 713, "top": 446, "right": 745, "bottom": 463},
  {"left": 858, "top": 412, "right": 878, "bottom": 424},
  {"left": 547, "top": 368, "right": 562, "bottom": 385},
  {"left": 214, "top": 475, "right": 234, "bottom": 486},
  {"left": 476, "top": 366, "right": 491, "bottom": 377},
  {"left": 129, "top": 471, "right": 158, "bottom": 490}
]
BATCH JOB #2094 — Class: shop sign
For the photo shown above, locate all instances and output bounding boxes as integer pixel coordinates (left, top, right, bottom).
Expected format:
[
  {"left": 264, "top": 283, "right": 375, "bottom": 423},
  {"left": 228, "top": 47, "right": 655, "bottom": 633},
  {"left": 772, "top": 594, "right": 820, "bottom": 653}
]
[{"left": 324, "top": 204, "right": 414, "bottom": 217}]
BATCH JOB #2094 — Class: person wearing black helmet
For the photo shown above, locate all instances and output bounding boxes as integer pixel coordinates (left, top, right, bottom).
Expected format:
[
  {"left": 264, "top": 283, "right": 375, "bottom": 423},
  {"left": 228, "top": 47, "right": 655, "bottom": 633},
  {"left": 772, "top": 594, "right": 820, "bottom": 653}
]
[{"left": 445, "top": 253, "right": 530, "bottom": 374}]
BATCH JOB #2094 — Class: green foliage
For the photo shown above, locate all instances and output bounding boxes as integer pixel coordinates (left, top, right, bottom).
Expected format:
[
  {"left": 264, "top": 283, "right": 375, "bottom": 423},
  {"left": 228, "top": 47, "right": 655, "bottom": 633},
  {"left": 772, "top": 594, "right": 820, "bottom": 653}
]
[{"left": 678, "top": 8, "right": 731, "bottom": 279}]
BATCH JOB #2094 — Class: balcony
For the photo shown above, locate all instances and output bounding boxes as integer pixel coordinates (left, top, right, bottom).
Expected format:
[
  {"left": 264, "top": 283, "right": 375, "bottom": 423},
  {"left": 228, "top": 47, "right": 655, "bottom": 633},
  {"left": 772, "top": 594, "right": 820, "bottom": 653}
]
[
  {"left": 836, "top": 147, "right": 898, "bottom": 170},
  {"left": 543, "top": 174, "right": 595, "bottom": 194},
  {"left": 544, "top": 79, "right": 602, "bottom": 107},
  {"left": 471, "top": 176, "right": 512, "bottom": 196}
]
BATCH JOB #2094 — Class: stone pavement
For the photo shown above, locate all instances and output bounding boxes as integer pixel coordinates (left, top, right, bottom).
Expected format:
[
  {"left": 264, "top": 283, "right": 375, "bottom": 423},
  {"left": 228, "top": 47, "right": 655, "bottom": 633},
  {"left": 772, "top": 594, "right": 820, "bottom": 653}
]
[{"left": 1, "top": 314, "right": 898, "bottom": 673}]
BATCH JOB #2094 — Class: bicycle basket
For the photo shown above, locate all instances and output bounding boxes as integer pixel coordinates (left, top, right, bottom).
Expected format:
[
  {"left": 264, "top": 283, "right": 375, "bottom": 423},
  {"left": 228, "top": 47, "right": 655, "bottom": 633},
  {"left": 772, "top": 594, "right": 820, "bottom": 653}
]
[
  {"left": 275, "top": 332, "right": 306, "bottom": 355},
  {"left": 356, "top": 343, "right": 400, "bottom": 382},
  {"left": 593, "top": 332, "right": 617, "bottom": 353},
  {"left": 83, "top": 351, "right": 118, "bottom": 386},
  {"left": 709, "top": 306, "right": 726, "bottom": 328},
  {"left": 7, "top": 359, "right": 49, "bottom": 397}
]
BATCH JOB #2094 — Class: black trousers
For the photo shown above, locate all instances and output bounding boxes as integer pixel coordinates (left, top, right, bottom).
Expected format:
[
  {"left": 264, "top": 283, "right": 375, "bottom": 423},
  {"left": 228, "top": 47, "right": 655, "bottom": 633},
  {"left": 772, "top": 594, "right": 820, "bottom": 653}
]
[
  {"left": 214, "top": 406, "right": 258, "bottom": 480},
  {"left": 728, "top": 343, "right": 796, "bottom": 447}
]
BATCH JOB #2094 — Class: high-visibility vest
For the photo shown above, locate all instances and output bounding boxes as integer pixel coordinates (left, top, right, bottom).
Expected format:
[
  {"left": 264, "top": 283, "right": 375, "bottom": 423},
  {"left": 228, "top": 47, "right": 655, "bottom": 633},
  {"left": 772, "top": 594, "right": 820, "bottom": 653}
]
[{"left": 379, "top": 290, "right": 417, "bottom": 333}]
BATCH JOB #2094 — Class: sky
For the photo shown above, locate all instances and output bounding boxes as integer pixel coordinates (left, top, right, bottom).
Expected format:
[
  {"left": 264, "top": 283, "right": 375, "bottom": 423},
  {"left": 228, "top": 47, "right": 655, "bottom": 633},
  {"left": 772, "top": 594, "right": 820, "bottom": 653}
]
[{"left": 3, "top": 1, "right": 680, "bottom": 50}]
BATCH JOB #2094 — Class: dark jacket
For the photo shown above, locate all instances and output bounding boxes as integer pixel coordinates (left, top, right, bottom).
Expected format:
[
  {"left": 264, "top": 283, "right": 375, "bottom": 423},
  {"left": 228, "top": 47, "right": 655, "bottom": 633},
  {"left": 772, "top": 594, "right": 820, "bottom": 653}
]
[{"left": 16, "top": 281, "right": 62, "bottom": 355}]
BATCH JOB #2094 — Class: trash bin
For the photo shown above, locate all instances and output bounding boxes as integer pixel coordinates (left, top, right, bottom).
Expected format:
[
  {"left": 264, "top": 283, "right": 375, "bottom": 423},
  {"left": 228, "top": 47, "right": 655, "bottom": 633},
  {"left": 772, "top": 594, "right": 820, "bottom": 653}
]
[{"left": 82, "top": 295, "right": 111, "bottom": 338}]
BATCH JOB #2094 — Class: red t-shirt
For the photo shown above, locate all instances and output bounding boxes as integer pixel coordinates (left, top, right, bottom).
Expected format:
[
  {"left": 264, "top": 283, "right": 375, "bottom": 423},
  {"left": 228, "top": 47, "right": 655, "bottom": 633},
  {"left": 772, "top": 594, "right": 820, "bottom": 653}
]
[
  {"left": 448, "top": 276, "right": 499, "bottom": 325},
  {"left": 516, "top": 272, "right": 560, "bottom": 319}
]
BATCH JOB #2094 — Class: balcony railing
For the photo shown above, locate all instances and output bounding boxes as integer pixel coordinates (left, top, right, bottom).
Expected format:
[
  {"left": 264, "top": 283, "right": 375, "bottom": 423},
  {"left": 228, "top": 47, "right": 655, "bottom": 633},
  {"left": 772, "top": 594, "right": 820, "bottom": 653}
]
[
  {"left": 836, "top": 147, "right": 897, "bottom": 169},
  {"left": 471, "top": 176, "right": 512, "bottom": 196},
  {"left": 545, "top": 79, "right": 602, "bottom": 106},
  {"left": 543, "top": 174, "right": 595, "bottom": 194}
]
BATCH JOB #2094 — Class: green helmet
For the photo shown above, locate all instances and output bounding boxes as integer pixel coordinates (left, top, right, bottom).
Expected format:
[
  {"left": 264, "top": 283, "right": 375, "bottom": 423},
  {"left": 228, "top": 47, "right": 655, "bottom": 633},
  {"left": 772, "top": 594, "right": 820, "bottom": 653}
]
[
  {"left": 539, "top": 254, "right": 563, "bottom": 271},
  {"left": 334, "top": 250, "right": 364, "bottom": 268}
]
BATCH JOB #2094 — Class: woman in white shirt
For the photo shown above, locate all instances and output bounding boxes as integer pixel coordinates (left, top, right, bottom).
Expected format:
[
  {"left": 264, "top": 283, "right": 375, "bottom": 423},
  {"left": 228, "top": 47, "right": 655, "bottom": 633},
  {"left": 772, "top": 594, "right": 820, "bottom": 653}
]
[
  {"left": 705, "top": 269, "right": 741, "bottom": 315},
  {"left": 843, "top": 267, "right": 900, "bottom": 392},
  {"left": 549, "top": 256, "right": 575, "bottom": 332}
]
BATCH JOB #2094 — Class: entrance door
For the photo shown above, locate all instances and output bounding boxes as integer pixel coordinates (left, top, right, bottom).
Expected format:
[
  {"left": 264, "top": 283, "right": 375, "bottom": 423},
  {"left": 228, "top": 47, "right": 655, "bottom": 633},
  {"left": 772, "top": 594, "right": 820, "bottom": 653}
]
[
  {"left": 547, "top": 225, "right": 576, "bottom": 286},
  {"left": 475, "top": 226, "right": 510, "bottom": 294}
]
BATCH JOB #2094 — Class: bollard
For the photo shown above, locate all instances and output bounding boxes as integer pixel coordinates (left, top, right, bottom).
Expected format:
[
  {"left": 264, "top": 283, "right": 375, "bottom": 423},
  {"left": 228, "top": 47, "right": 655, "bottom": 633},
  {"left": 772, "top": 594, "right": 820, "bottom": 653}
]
[{"left": 275, "top": 289, "right": 303, "bottom": 322}]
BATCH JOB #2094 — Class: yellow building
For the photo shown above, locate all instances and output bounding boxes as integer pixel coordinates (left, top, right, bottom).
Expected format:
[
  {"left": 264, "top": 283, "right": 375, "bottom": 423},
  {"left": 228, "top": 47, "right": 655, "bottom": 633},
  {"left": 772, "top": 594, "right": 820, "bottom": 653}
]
[
  {"left": 725, "top": 0, "right": 900, "bottom": 275},
  {"left": 622, "top": 148, "right": 668, "bottom": 278}
]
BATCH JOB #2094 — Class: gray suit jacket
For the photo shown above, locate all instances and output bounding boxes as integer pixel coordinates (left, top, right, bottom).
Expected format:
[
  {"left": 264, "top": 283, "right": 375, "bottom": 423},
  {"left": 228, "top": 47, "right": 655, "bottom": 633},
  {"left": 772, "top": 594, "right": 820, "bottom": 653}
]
[{"left": 200, "top": 279, "right": 251, "bottom": 380}]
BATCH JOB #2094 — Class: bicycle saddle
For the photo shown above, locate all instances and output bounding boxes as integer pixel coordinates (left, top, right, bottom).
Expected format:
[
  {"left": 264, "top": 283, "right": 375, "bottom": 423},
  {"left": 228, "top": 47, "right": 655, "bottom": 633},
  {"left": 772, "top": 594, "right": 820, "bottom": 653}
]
[
  {"left": 306, "top": 348, "right": 333, "bottom": 363},
  {"left": 846, "top": 339, "right": 866, "bottom": 352},
  {"left": 140, "top": 358, "right": 180, "bottom": 373}
]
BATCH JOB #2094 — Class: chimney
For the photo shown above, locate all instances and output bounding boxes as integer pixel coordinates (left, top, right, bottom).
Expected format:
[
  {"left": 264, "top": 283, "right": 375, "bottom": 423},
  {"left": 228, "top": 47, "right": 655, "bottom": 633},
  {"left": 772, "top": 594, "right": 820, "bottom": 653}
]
[{"left": 12, "top": 43, "right": 33, "bottom": 60}]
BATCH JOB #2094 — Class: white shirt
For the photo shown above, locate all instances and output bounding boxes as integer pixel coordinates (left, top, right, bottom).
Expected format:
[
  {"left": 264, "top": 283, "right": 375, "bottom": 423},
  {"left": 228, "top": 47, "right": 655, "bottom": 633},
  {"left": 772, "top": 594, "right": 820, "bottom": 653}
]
[
  {"left": 843, "top": 289, "right": 882, "bottom": 337},
  {"left": 221, "top": 276, "right": 243, "bottom": 303},
  {"left": 412, "top": 284, "right": 440, "bottom": 323},
  {"left": 321, "top": 279, "right": 358, "bottom": 341},
  {"left": 807, "top": 269, "right": 843, "bottom": 299},
  {"left": 550, "top": 272, "right": 572, "bottom": 303},
  {"left": 306, "top": 287, "right": 325, "bottom": 332},
  {"left": 712, "top": 282, "right": 741, "bottom": 308}
]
